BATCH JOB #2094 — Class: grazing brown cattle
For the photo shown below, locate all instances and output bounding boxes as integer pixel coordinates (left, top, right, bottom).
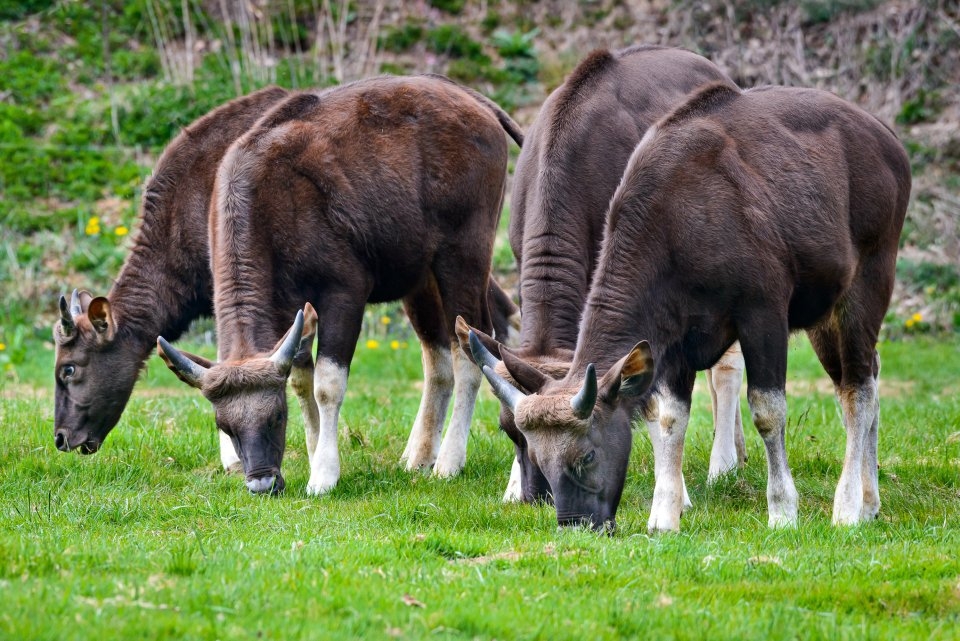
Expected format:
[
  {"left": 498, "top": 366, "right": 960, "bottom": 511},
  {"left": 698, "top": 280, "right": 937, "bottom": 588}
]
[
  {"left": 52, "top": 85, "right": 518, "bottom": 468},
  {"left": 159, "top": 75, "right": 523, "bottom": 494},
  {"left": 470, "top": 83, "right": 911, "bottom": 531},
  {"left": 457, "top": 46, "right": 747, "bottom": 505},
  {"left": 53, "top": 86, "right": 290, "bottom": 460}
]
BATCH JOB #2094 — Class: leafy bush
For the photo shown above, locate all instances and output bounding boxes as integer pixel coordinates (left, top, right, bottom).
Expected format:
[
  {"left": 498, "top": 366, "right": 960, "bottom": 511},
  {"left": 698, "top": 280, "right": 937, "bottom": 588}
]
[
  {"left": 491, "top": 28, "right": 538, "bottom": 59},
  {"left": 427, "top": 0, "right": 466, "bottom": 14},
  {"left": 380, "top": 23, "right": 424, "bottom": 53},
  {"left": 0, "top": 0, "right": 54, "bottom": 21},
  {"left": 426, "top": 25, "right": 485, "bottom": 60},
  {"left": 801, "top": 0, "right": 881, "bottom": 24},
  {"left": 0, "top": 51, "right": 65, "bottom": 103},
  {"left": 897, "top": 89, "right": 939, "bottom": 126}
]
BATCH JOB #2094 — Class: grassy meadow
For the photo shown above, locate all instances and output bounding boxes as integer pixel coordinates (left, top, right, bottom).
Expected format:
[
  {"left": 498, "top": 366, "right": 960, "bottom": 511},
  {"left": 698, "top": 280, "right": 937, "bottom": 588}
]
[
  {"left": 2, "top": 4, "right": 959, "bottom": 638},
  {"left": 1, "top": 332, "right": 958, "bottom": 640}
]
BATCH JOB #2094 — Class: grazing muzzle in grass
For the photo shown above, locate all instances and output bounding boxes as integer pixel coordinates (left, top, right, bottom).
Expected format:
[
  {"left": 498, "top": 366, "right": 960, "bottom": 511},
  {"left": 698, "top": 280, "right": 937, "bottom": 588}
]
[
  {"left": 53, "top": 289, "right": 140, "bottom": 455},
  {"left": 469, "top": 329, "right": 655, "bottom": 531},
  {"left": 158, "top": 307, "right": 316, "bottom": 495}
]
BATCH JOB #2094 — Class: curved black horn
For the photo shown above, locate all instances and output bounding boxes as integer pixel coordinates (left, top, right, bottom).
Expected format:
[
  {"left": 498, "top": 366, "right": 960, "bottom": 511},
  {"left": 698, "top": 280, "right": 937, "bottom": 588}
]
[
  {"left": 570, "top": 363, "right": 597, "bottom": 419},
  {"left": 481, "top": 365, "right": 526, "bottom": 413},
  {"left": 58, "top": 295, "right": 76, "bottom": 333},
  {"left": 468, "top": 330, "right": 500, "bottom": 371},
  {"left": 270, "top": 309, "right": 305, "bottom": 374},
  {"left": 158, "top": 336, "right": 208, "bottom": 388},
  {"left": 70, "top": 288, "right": 82, "bottom": 318}
]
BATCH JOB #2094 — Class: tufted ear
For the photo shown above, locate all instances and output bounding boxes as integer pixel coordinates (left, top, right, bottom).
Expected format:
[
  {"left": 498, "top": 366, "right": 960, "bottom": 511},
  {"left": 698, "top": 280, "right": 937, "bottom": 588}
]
[
  {"left": 500, "top": 347, "right": 550, "bottom": 393},
  {"left": 599, "top": 341, "right": 656, "bottom": 403},
  {"left": 298, "top": 302, "right": 318, "bottom": 358},
  {"left": 455, "top": 315, "right": 502, "bottom": 365},
  {"left": 87, "top": 297, "right": 116, "bottom": 342}
]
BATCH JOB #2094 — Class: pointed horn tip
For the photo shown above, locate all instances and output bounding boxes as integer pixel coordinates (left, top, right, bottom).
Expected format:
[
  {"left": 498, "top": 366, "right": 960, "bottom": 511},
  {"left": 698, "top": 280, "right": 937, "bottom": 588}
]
[{"left": 570, "top": 363, "right": 598, "bottom": 420}]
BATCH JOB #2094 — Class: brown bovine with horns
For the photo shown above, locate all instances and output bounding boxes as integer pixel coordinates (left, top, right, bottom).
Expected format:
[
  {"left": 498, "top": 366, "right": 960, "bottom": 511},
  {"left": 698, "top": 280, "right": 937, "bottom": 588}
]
[
  {"left": 469, "top": 82, "right": 910, "bottom": 531},
  {"left": 458, "top": 46, "right": 748, "bottom": 505},
  {"left": 52, "top": 85, "right": 518, "bottom": 471},
  {"left": 53, "top": 87, "right": 290, "bottom": 460},
  {"left": 159, "top": 75, "right": 523, "bottom": 495}
]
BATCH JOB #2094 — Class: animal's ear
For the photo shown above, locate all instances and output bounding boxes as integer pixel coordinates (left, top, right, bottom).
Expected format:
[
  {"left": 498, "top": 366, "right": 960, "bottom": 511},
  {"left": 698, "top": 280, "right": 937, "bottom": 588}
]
[
  {"left": 77, "top": 290, "right": 94, "bottom": 313},
  {"left": 87, "top": 297, "right": 116, "bottom": 341},
  {"left": 455, "top": 315, "right": 502, "bottom": 365},
  {"left": 157, "top": 337, "right": 211, "bottom": 389},
  {"left": 269, "top": 309, "right": 305, "bottom": 376},
  {"left": 299, "top": 302, "right": 318, "bottom": 357},
  {"left": 500, "top": 347, "right": 549, "bottom": 393},
  {"left": 599, "top": 341, "right": 656, "bottom": 403}
]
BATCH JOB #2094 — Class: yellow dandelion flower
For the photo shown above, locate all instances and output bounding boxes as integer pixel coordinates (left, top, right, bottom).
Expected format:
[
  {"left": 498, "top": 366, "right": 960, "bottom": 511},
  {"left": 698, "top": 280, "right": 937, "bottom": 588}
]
[
  {"left": 85, "top": 216, "right": 101, "bottom": 236},
  {"left": 366, "top": 339, "right": 380, "bottom": 349},
  {"left": 911, "top": 312, "right": 923, "bottom": 322},
  {"left": 390, "top": 340, "right": 400, "bottom": 350},
  {"left": 0, "top": 342, "right": 6, "bottom": 351},
  {"left": 905, "top": 318, "right": 915, "bottom": 329},
  {"left": 380, "top": 315, "right": 391, "bottom": 325},
  {"left": 114, "top": 225, "right": 129, "bottom": 237}
]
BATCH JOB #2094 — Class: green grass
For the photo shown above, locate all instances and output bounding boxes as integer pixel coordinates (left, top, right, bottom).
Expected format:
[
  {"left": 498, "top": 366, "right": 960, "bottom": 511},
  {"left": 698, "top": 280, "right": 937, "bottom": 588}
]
[{"left": 1, "top": 334, "right": 959, "bottom": 640}]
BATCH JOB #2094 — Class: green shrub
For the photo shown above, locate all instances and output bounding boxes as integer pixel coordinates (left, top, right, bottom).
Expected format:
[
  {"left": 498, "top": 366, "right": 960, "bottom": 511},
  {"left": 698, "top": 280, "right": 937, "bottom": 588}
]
[
  {"left": 897, "top": 89, "right": 939, "bottom": 126},
  {"left": 427, "top": 0, "right": 466, "bottom": 14},
  {"left": 0, "top": 52, "right": 65, "bottom": 103},
  {"left": 426, "top": 25, "right": 484, "bottom": 60},
  {"left": 380, "top": 23, "right": 424, "bottom": 53},
  {"left": 378, "top": 62, "right": 411, "bottom": 76},
  {"left": 0, "top": 0, "right": 54, "bottom": 21},
  {"left": 0, "top": 103, "right": 44, "bottom": 140},
  {"left": 481, "top": 9, "right": 501, "bottom": 33},
  {"left": 801, "top": 0, "right": 881, "bottom": 24},
  {"left": 491, "top": 28, "right": 538, "bottom": 59},
  {"left": 446, "top": 58, "right": 508, "bottom": 84}
]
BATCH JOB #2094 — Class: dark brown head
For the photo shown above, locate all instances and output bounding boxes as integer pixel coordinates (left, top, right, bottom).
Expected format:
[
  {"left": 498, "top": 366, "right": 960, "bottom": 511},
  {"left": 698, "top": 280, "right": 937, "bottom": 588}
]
[
  {"left": 53, "top": 290, "right": 144, "bottom": 454},
  {"left": 468, "top": 328, "right": 656, "bottom": 530},
  {"left": 158, "top": 305, "right": 317, "bottom": 494}
]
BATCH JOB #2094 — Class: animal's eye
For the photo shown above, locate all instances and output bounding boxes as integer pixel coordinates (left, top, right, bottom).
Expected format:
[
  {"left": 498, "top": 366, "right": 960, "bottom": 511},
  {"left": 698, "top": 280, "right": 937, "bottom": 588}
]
[
  {"left": 61, "top": 364, "right": 76, "bottom": 380},
  {"left": 573, "top": 450, "right": 596, "bottom": 475}
]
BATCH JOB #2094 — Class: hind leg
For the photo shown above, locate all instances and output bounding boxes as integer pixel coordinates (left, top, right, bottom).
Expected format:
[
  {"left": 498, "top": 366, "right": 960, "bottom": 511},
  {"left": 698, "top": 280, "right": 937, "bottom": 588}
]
[
  {"left": 861, "top": 351, "right": 881, "bottom": 520},
  {"left": 808, "top": 321, "right": 882, "bottom": 525},
  {"left": 401, "top": 279, "right": 455, "bottom": 471},
  {"left": 707, "top": 341, "right": 746, "bottom": 482}
]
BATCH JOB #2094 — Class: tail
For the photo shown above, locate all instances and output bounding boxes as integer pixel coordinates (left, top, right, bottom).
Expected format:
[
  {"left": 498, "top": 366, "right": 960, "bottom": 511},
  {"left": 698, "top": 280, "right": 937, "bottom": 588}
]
[{"left": 424, "top": 74, "right": 524, "bottom": 147}]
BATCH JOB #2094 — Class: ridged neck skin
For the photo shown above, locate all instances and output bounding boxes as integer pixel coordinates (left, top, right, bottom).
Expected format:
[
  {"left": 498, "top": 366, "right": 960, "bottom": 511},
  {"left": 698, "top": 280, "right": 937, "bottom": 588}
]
[
  {"left": 106, "top": 85, "right": 291, "bottom": 363},
  {"left": 511, "top": 46, "right": 736, "bottom": 360},
  {"left": 106, "top": 193, "right": 213, "bottom": 361}
]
